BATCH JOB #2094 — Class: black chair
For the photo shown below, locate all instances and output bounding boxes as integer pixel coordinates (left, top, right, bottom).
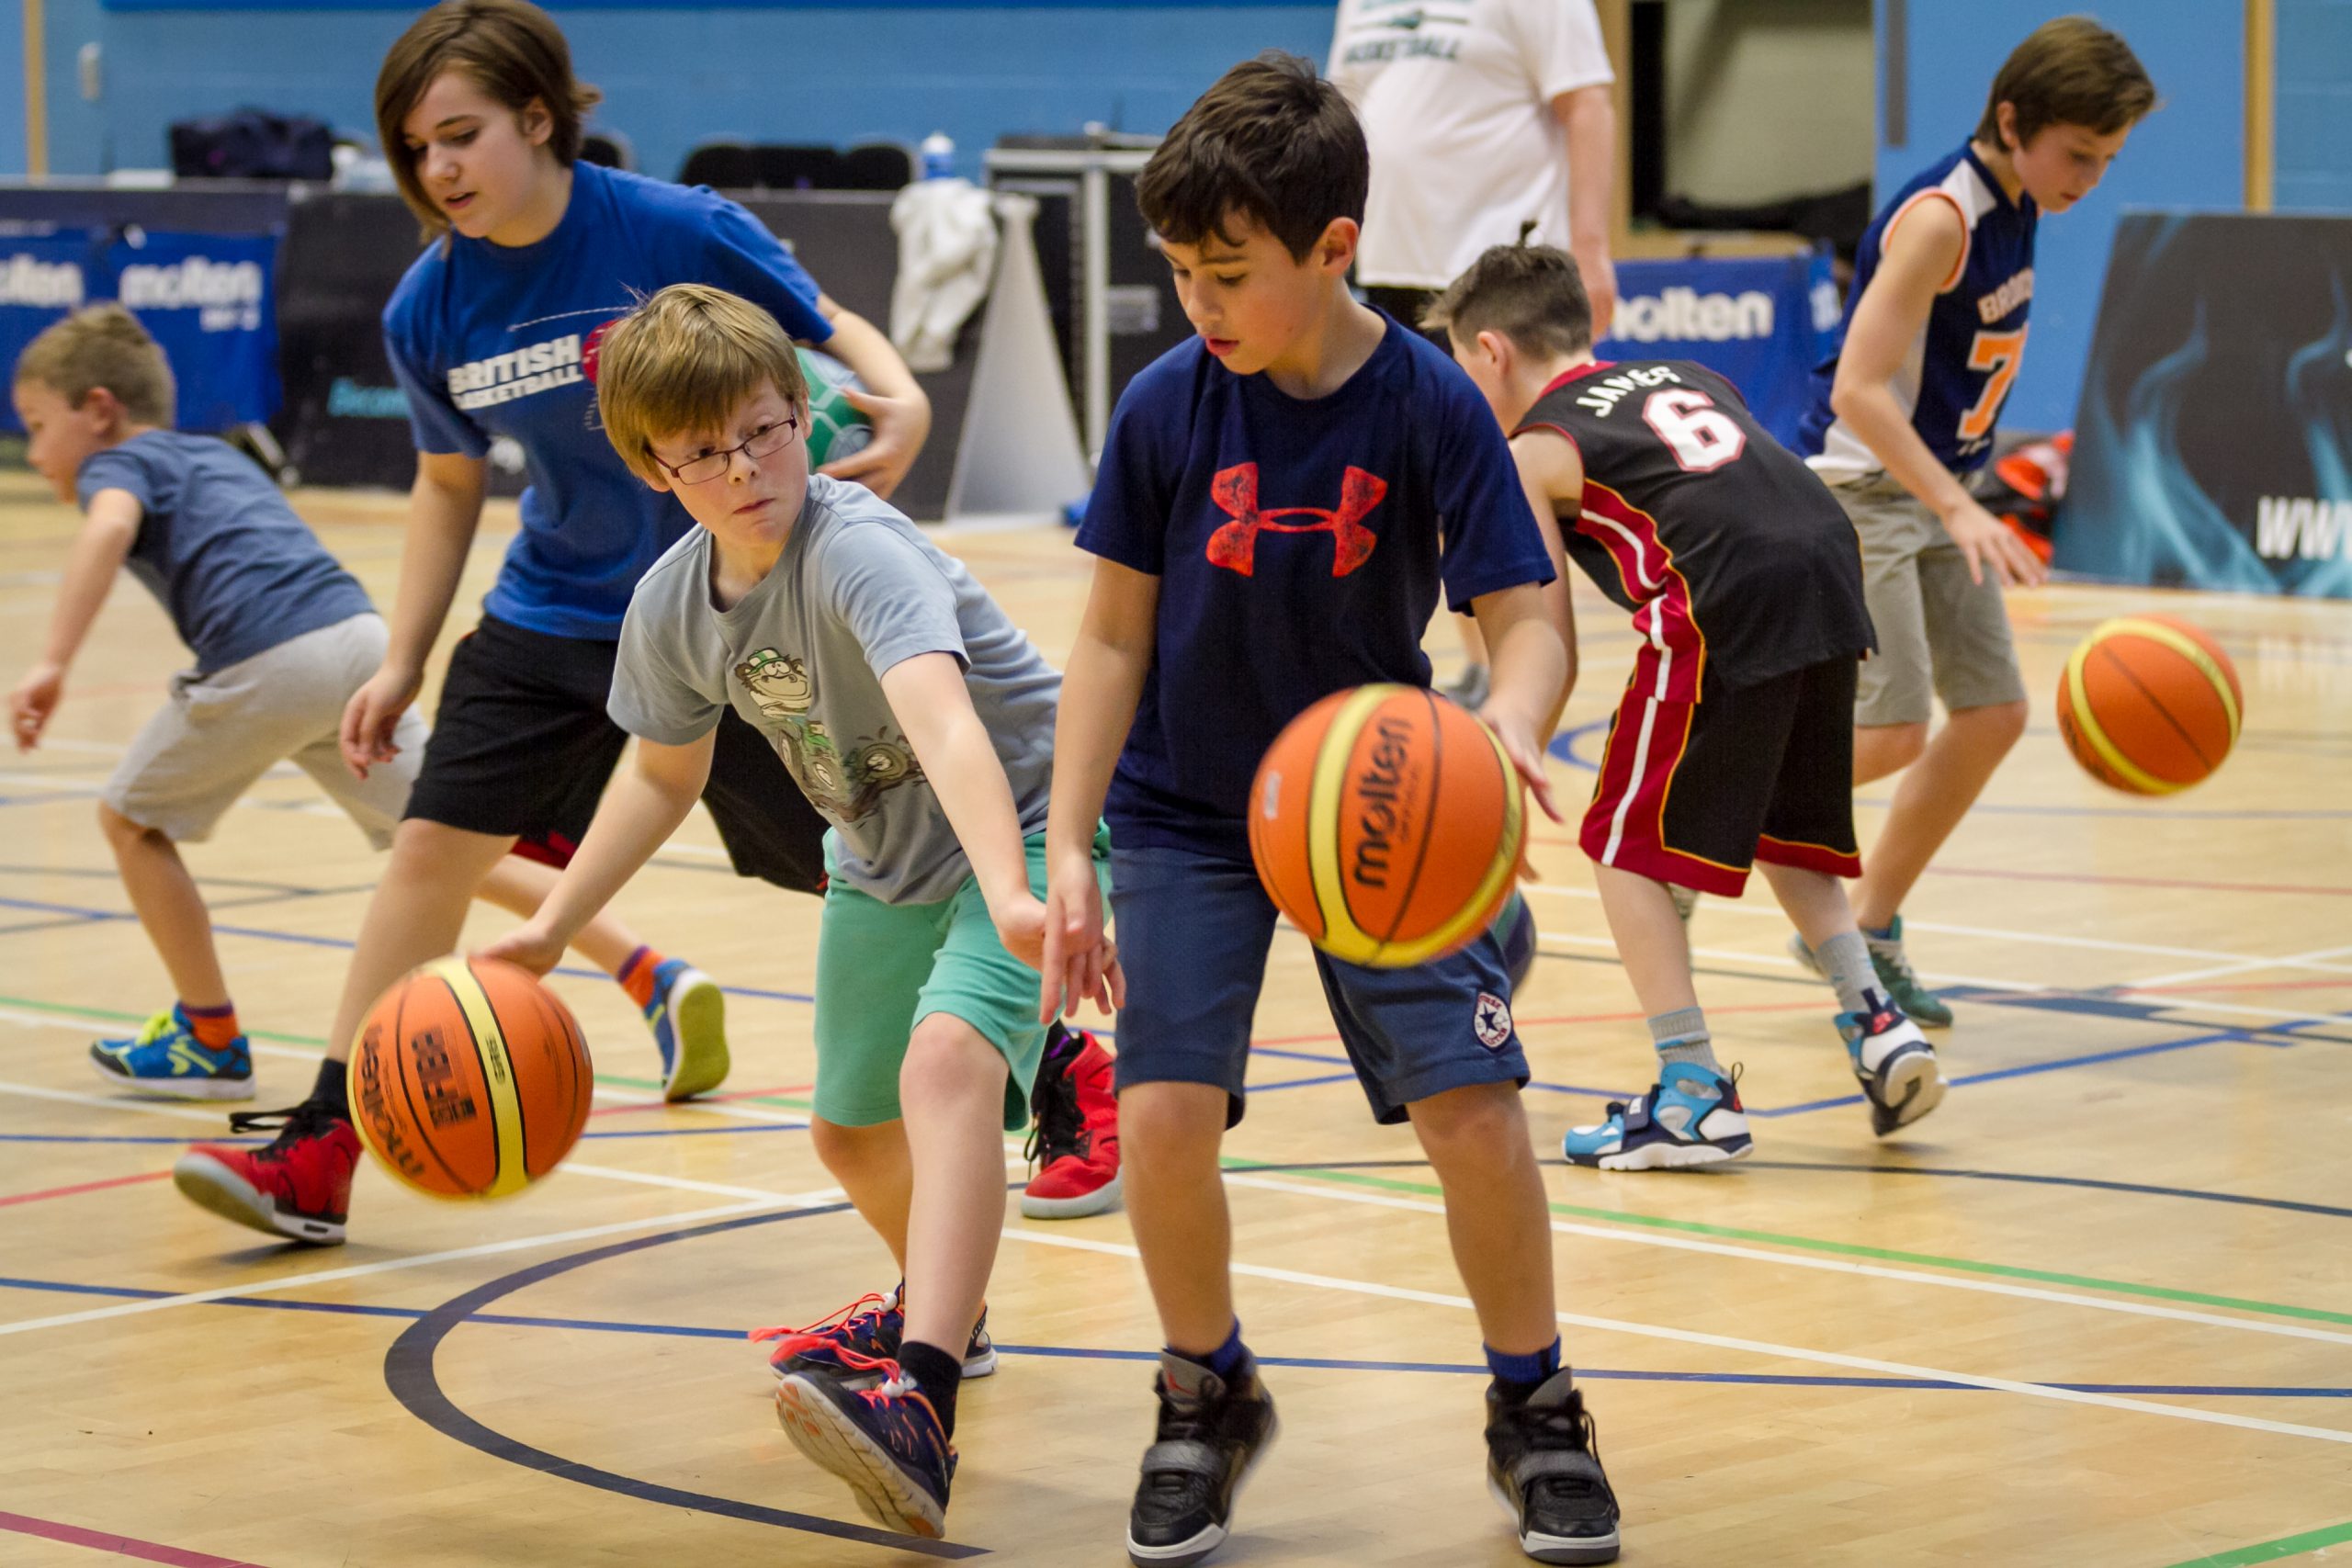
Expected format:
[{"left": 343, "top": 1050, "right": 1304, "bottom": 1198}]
[
  {"left": 752, "top": 144, "right": 847, "bottom": 191},
  {"left": 840, "top": 141, "right": 917, "bottom": 190},
  {"left": 579, "top": 130, "right": 634, "bottom": 171},
  {"left": 677, "top": 141, "right": 760, "bottom": 190}
]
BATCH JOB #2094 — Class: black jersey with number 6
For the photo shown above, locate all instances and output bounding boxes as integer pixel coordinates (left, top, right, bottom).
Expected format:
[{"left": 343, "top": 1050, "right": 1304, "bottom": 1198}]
[{"left": 1516, "top": 359, "right": 1875, "bottom": 698}]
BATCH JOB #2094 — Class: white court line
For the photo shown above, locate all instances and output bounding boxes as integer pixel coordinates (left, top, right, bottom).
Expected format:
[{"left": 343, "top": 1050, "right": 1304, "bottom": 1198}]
[
  {"left": 0, "top": 1077, "right": 226, "bottom": 1122},
  {"left": 0, "top": 1186, "right": 843, "bottom": 1339},
  {"left": 1222, "top": 1172, "right": 2352, "bottom": 1348},
  {"left": 2128, "top": 944, "right": 2352, "bottom": 991},
  {"left": 998, "top": 1227, "right": 2352, "bottom": 1449},
  {"left": 563, "top": 1164, "right": 833, "bottom": 1203}
]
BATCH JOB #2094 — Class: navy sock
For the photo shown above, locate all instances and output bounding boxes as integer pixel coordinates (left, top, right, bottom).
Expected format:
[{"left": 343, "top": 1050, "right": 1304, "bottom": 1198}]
[
  {"left": 1487, "top": 1337, "right": 1563, "bottom": 1399},
  {"left": 1174, "top": 1320, "right": 1250, "bottom": 1382},
  {"left": 899, "top": 1339, "right": 963, "bottom": 1437}
]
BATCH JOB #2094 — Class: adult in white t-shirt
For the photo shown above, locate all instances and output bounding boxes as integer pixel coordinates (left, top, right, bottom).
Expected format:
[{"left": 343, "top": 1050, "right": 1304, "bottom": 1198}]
[{"left": 1330, "top": 0, "right": 1619, "bottom": 327}]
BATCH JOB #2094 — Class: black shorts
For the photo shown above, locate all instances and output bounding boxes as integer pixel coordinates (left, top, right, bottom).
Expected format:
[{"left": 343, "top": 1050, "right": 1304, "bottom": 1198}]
[
  {"left": 1579, "top": 656, "right": 1861, "bottom": 897},
  {"left": 403, "top": 615, "right": 829, "bottom": 894}
]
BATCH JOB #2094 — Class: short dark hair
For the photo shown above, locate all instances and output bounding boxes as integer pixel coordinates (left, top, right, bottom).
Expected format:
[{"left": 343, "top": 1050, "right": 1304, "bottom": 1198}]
[
  {"left": 1422, "top": 245, "right": 1594, "bottom": 359},
  {"left": 1977, "top": 17, "right": 2157, "bottom": 147},
  {"left": 376, "top": 0, "right": 603, "bottom": 235},
  {"left": 1136, "top": 51, "right": 1367, "bottom": 261}
]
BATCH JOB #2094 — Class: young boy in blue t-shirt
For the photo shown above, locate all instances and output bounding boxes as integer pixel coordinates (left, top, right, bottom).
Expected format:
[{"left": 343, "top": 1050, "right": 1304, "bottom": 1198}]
[
  {"left": 1040, "top": 53, "right": 1623, "bottom": 1568},
  {"left": 7, "top": 304, "right": 693, "bottom": 1129}
]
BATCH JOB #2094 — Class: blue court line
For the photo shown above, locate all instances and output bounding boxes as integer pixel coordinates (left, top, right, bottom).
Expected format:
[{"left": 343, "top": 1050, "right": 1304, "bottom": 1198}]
[
  {"left": 4, "top": 1273, "right": 2345, "bottom": 1400},
  {"left": 0, "top": 1126, "right": 807, "bottom": 1145},
  {"left": 1544, "top": 716, "right": 1610, "bottom": 773}
]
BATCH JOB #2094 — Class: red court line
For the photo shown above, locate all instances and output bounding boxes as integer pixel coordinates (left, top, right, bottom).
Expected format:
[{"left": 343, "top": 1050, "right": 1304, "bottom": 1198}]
[
  {"left": 0, "top": 1509, "right": 272, "bottom": 1568},
  {"left": 0, "top": 1169, "right": 171, "bottom": 1209},
  {"left": 1926, "top": 864, "right": 2352, "bottom": 898},
  {"left": 586, "top": 1083, "right": 814, "bottom": 1118}
]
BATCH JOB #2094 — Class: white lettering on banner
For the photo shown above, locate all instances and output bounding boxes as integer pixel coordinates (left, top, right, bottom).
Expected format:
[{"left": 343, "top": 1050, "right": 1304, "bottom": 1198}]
[
  {"left": 1610, "top": 288, "right": 1773, "bottom": 344},
  {"left": 0, "top": 255, "right": 86, "bottom": 310},
  {"left": 1977, "top": 267, "right": 2034, "bottom": 324},
  {"left": 2256, "top": 497, "right": 2352, "bottom": 561},
  {"left": 1572, "top": 363, "right": 1686, "bottom": 418},
  {"left": 118, "top": 258, "right": 266, "bottom": 333},
  {"left": 447, "top": 335, "right": 586, "bottom": 412}
]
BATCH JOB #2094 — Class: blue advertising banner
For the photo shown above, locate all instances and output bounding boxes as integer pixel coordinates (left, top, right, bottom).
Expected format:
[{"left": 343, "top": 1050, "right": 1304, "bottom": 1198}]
[
  {"left": 1592, "top": 247, "right": 1838, "bottom": 450},
  {"left": 0, "top": 231, "right": 96, "bottom": 434},
  {"left": 2055, "top": 212, "right": 2352, "bottom": 599}
]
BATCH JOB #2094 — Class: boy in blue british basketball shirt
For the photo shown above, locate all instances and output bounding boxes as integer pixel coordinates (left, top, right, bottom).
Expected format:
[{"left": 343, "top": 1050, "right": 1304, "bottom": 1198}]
[
  {"left": 1795, "top": 19, "right": 2154, "bottom": 1023},
  {"left": 1040, "top": 54, "right": 1622, "bottom": 1568},
  {"left": 170, "top": 0, "right": 934, "bottom": 1247}
]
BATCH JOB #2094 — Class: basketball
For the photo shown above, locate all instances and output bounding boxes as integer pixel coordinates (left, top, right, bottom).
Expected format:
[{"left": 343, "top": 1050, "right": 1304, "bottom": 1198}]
[
  {"left": 1248, "top": 683, "right": 1524, "bottom": 968},
  {"left": 796, "top": 346, "right": 874, "bottom": 468},
  {"left": 346, "top": 956, "right": 594, "bottom": 1200},
  {"left": 2056, "top": 615, "right": 2245, "bottom": 795}
]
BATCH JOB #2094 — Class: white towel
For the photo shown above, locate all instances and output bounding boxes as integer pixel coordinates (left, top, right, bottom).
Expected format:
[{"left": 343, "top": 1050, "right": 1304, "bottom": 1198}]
[{"left": 889, "top": 178, "right": 999, "bottom": 373}]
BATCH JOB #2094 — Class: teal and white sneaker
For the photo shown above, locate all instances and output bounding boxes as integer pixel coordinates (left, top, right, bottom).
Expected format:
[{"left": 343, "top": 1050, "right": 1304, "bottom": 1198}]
[
  {"left": 1789, "top": 916, "right": 1953, "bottom": 1029},
  {"left": 646, "top": 959, "right": 729, "bottom": 1102},
  {"left": 1562, "top": 1062, "right": 1751, "bottom": 1170},
  {"left": 1840, "top": 992, "right": 1946, "bottom": 1135},
  {"left": 90, "top": 1006, "right": 254, "bottom": 1100}
]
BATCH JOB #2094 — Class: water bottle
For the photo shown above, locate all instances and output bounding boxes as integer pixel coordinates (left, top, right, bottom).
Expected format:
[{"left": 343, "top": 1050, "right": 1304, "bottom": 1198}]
[{"left": 920, "top": 132, "right": 956, "bottom": 181}]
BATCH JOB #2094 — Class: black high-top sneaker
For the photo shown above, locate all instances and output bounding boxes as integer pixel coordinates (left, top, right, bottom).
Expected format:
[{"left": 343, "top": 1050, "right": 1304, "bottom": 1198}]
[
  {"left": 1486, "top": 1371, "right": 1622, "bottom": 1563},
  {"left": 1125, "top": 1350, "right": 1279, "bottom": 1567}
]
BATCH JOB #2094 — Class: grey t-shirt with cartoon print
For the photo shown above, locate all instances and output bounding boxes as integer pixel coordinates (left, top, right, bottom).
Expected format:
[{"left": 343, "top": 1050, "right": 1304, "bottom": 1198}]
[{"left": 610, "top": 474, "right": 1059, "bottom": 905}]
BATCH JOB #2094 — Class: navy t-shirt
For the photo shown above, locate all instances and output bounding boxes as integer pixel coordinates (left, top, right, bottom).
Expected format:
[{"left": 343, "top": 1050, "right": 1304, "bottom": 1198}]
[
  {"left": 77, "top": 431, "right": 372, "bottom": 674},
  {"left": 1076, "top": 315, "right": 1554, "bottom": 855},
  {"left": 383, "top": 161, "right": 832, "bottom": 641}
]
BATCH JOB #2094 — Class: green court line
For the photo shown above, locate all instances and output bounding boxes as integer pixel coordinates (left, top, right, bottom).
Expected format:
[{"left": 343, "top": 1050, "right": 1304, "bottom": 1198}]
[
  {"left": 2162, "top": 1517, "right": 2352, "bottom": 1566},
  {"left": 1226, "top": 1160, "right": 2352, "bottom": 1330},
  {"left": 0, "top": 991, "right": 816, "bottom": 1112}
]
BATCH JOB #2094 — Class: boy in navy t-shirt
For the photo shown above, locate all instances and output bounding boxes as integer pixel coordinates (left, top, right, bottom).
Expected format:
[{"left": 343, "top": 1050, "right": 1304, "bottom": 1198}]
[{"left": 1040, "top": 53, "right": 1623, "bottom": 1567}]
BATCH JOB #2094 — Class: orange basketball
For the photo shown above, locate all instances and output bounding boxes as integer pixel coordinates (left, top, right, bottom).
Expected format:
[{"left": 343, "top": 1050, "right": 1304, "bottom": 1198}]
[
  {"left": 2056, "top": 615, "right": 2244, "bottom": 795},
  {"left": 1249, "top": 683, "right": 1524, "bottom": 967},
  {"left": 347, "top": 956, "right": 594, "bottom": 1199}
]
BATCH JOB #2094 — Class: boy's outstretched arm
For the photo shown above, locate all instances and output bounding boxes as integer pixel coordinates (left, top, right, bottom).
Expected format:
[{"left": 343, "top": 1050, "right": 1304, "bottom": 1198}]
[
  {"left": 878, "top": 651, "right": 1046, "bottom": 969},
  {"left": 1470, "top": 575, "right": 1570, "bottom": 828},
  {"left": 8, "top": 489, "right": 139, "bottom": 752},
  {"left": 476, "top": 730, "right": 716, "bottom": 976},
  {"left": 1505, "top": 429, "right": 1585, "bottom": 742},
  {"left": 1830, "top": 201, "right": 2046, "bottom": 590},
  {"left": 1039, "top": 557, "right": 1159, "bottom": 1021},
  {"left": 344, "top": 451, "right": 488, "bottom": 777}
]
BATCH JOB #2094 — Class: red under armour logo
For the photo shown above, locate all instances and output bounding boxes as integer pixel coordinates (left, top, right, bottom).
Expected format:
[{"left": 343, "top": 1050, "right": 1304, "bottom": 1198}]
[{"left": 1205, "top": 463, "right": 1389, "bottom": 577}]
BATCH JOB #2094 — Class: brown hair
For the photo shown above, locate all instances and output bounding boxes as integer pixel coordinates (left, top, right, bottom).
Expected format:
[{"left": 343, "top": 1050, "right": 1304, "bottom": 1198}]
[
  {"left": 593, "top": 284, "right": 808, "bottom": 485},
  {"left": 1423, "top": 244, "right": 1594, "bottom": 360},
  {"left": 12, "top": 303, "right": 176, "bottom": 426},
  {"left": 1136, "top": 51, "right": 1367, "bottom": 261},
  {"left": 1977, "top": 17, "right": 2157, "bottom": 148},
  {"left": 375, "top": 0, "right": 603, "bottom": 233}
]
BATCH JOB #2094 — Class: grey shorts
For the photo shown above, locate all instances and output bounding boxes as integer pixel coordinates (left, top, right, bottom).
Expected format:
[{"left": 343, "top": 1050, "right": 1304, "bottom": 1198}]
[
  {"left": 104, "top": 613, "right": 426, "bottom": 848},
  {"left": 1831, "top": 474, "right": 2028, "bottom": 728}
]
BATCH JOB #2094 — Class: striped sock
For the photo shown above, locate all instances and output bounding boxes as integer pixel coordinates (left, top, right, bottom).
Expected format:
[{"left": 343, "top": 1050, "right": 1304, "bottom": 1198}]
[
  {"left": 181, "top": 1001, "right": 240, "bottom": 1053},
  {"left": 616, "top": 946, "right": 667, "bottom": 1010},
  {"left": 1650, "top": 1006, "right": 1718, "bottom": 1071}
]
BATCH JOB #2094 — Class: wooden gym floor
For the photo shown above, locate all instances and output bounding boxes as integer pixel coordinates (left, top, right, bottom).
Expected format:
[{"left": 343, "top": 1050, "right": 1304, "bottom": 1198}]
[{"left": 2, "top": 468, "right": 2349, "bottom": 1568}]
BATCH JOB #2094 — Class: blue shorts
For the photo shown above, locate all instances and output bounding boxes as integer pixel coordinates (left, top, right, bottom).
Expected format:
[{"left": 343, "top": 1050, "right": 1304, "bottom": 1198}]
[{"left": 1109, "top": 840, "right": 1530, "bottom": 1126}]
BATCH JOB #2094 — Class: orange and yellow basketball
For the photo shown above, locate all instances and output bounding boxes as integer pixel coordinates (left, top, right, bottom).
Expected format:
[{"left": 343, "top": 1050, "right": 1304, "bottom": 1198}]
[
  {"left": 2056, "top": 615, "right": 2244, "bottom": 795},
  {"left": 1248, "top": 683, "right": 1523, "bottom": 967},
  {"left": 347, "top": 956, "right": 594, "bottom": 1200}
]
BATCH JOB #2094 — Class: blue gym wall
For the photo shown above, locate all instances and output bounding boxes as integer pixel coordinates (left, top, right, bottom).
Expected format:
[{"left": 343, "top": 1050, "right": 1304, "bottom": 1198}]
[
  {"left": 17, "top": 3, "right": 1334, "bottom": 182},
  {"left": 1874, "top": 0, "right": 2247, "bottom": 434},
  {"left": 2276, "top": 0, "right": 2352, "bottom": 212},
  {"left": 1, "top": 2, "right": 23, "bottom": 176}
]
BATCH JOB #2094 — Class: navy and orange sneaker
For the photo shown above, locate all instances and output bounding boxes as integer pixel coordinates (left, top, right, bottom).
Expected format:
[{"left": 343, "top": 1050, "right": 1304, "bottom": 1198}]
[
  {"left": 172, "top": 1101, "right": 358, "bottom": 1245},
  {"left": 775, "top": 1353, "right": 957, "bottom": 1538},
  {"left": 1022, "top": 1024, "right": 1122, "bottom": 1219},
  {"left": 752, "top": 1285, "right": 998, "bottom": 1387}
]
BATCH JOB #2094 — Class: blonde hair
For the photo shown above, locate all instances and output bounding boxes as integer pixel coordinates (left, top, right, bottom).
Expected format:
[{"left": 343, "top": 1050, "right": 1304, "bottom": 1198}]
[
  {"left": 12, "top": 303, "right": 176, "bottom": 426},
  {"left": 594, "top": 284, "right": 808, "bottom": 483}
]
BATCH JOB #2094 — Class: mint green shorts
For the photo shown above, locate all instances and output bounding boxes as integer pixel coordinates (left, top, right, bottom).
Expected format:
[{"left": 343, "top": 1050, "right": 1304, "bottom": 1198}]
[{"left": 810, "top": 825, "right": 1111, "bottom": 1131}]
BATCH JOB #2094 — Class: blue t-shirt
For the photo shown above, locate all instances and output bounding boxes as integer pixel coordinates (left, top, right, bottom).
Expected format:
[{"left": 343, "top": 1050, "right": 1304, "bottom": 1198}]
[
  {"left": 383, "top": 161, "right": 833, "bottom": 640},
  {"left": 77, "top": 431, "right": 372, "bottom": 674},
  {"left": 1076, "top": 316, "right": 1554, "bottom": 855},
  {"left": 1798, "top": 143, "right": 2039, "bottom": 480}
]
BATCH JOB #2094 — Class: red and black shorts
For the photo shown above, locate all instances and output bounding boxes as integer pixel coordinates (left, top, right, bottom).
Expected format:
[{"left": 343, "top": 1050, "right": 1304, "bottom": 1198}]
[
  {"left": 1580, "top": 655, "right": 1861, "bottom": 897},
  {"left": 403, "top": 614, "right": 830, "bottom": 894}
]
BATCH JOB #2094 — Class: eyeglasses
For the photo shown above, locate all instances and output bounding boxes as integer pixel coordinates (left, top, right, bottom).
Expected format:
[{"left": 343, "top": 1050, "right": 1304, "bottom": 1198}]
[{"left": 650, "top": 415, "right": 800, "bottom": 485}]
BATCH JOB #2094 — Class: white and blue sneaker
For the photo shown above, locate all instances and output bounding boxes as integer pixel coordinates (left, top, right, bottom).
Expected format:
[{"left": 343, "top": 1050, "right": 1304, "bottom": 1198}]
[
  {"left": 1840, "top": 991, "right": 1946, "bottom": 1135},
  {"left": 1562, "top": 1062, "right": 1751, "bottom": 1170},
  {"left": 90, "top": 1006, "right": 254, "bottom": 1101},
  {"left": 645, "top": 958, "right": 729, "bottom": 1102}
]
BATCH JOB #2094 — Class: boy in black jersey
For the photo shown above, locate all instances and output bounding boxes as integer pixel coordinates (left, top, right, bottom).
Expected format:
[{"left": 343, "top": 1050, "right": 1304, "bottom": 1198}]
[{"left": 1429, "top": 244, "right": 1947, "bottom": 1167}]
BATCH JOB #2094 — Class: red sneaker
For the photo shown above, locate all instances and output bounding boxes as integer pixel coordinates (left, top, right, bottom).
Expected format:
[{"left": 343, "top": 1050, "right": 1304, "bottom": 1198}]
[
  {"left": 173, "top": 1101, "right": 359, "bottom": 1246},
  {"left": 1022, "top": 1025, "right": 1121, "bottom": 1219}
]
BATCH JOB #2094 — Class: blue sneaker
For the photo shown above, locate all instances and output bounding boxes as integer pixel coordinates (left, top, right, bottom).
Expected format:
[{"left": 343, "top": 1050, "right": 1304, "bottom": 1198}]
[
  {"left": 775, "top": 1358, "right": 957, "bottom": 1538},
  {"left": 1562, "top": 1062, "right": 1750, "bottom": 1170},
  {"left": 1840, "top": 992, "right": 1946, "bottom": 1135},
  {"left": 90, "top": 1007, "right": 254, "bottom": 1101},
  {"left": 644, "top": 958, "right": 729, "bottom": 1101}
]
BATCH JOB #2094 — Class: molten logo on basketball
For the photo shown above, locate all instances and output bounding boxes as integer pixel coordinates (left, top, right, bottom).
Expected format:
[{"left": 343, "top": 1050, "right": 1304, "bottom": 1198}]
[
  {"left": 1349, "top": 715, "right": 1419, "bottom": 892},
  {"left": 352, "top": 1027, "right": 429, "bottom": 1183}
]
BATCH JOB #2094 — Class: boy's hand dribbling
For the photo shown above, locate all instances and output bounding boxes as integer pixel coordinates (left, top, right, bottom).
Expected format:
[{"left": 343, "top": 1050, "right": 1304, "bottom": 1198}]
[
  {"left": 7, "top": 662, "right": 63, "bottom": 752},
  {"left": 1038, "top": 857, "right": 1122, "bottom": 1024},
  {"left": 340, "top": 662, "right": 424, "bottom": 779},
  {"left": 474, "top": 921, "right": 565, "bottom": 980},
  {"left": 819, "top": 387, "right": 931, "bottom": 501},
  {"left": 1941, "top": 497, "right": 2048, "bottom": 589},
  {"left": 1477, "top": 703, "right": 1566, "bottom": 826}
]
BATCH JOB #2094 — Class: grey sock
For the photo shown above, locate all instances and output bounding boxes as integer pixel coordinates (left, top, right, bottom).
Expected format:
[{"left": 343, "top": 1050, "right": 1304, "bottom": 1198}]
[
  {"left": 1814, "top": 931, "right": 1877, "bottom": 1016},
  {"left": 1648, "top": 1006, "right": 1718, "bottom": 1071}
]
